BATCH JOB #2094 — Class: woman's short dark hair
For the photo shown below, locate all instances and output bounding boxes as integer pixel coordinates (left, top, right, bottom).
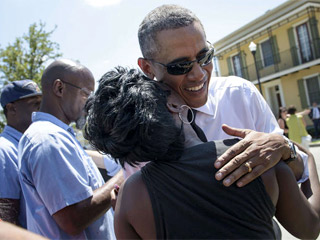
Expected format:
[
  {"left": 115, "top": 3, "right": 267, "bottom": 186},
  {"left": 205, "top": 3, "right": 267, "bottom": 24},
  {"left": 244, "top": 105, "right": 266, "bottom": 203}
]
[
  {"left": 287, "top": 105, "right": 297, "bottom": 115},
  {"left": 84, "top": 66, "right": 185, "bottom": 167}
]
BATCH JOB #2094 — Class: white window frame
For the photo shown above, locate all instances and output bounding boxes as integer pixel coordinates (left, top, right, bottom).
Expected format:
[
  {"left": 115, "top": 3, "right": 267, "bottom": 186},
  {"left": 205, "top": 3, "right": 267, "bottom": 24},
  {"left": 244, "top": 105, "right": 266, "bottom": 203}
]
[
  {"left": 303, "top": 73, "right": 320, "bottom": 106},
  {"left": 259, "top": 37, "right": 274, "bottom": 68},
  {"left": 264, "top": 79, "right": 285, "bottom": 109},
  {"left": 293, "top": 19, "right": 314, "bottom": 64},
  {"left": 230, "top": 52, "right": 242, "bottom": 78}
]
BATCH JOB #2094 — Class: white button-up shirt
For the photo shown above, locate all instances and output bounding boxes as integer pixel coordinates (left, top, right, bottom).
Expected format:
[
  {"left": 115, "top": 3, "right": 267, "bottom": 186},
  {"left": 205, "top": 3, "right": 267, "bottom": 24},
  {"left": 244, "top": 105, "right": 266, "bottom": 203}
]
[{"left": 123, "top": 76, "right": 309, "bottom": 182}]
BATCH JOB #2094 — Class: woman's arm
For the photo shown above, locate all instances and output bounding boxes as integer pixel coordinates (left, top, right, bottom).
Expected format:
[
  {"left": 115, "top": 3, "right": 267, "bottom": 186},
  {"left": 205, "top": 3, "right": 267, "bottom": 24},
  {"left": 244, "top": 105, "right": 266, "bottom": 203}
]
[
  {"left": 114, "top": 172, "right": 156, "bottom": 239},
  {"left": 274, "top": 144, "right": 320, "bottom": 239},
  {"left": 278, "top": 118, "right": 289, "bottom": 134},
  {"left": 0, "top": 221, "right": 48, "bottom": 240},
  {"left": 297, "top": 143, "right": 320, "bottom": 215},
  {"left": 277, "top": 118, "right": 285, "bottom": 130}
]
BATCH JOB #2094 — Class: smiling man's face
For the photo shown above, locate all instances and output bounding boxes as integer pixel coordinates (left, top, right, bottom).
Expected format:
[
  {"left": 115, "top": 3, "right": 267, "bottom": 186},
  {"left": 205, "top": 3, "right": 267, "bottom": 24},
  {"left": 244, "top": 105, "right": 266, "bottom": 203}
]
[{"left": 148, "top": 22, "right": 213, "bottom": 108}]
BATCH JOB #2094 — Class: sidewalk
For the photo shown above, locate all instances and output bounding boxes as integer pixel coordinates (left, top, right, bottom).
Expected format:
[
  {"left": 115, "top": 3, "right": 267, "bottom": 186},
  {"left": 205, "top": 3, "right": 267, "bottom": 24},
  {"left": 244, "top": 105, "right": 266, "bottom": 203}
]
[{"left": 310, "top": 142, "right": 320, "bottom": 147}]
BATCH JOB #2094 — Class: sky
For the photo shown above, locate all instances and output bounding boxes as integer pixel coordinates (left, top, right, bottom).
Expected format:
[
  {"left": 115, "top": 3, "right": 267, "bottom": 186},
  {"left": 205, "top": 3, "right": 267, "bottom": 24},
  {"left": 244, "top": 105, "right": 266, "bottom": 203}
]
[{"left": 0, "top": 0, "right": 289, "bottom": 82}]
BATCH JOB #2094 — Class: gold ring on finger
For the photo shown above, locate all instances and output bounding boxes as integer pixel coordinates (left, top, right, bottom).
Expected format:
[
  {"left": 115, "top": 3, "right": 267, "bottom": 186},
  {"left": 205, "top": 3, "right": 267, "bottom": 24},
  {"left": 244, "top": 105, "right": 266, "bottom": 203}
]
[{"left": 244, "top": 162, "right": 252, "bottom": 173}]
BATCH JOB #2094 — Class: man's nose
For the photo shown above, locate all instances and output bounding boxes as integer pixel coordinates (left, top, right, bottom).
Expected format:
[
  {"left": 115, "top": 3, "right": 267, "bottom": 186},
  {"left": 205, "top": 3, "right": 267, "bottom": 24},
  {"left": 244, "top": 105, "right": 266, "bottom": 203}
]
[{"left": 187, "top": 62, "right": 206, "bottom": 81}]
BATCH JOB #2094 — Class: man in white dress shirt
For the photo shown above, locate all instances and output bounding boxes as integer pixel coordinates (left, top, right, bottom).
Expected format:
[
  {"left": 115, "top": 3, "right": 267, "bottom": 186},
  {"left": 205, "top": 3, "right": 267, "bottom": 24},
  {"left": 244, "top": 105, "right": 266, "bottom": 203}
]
[{"left": 136, "top": 4, "right": 308, "bottom": 187}]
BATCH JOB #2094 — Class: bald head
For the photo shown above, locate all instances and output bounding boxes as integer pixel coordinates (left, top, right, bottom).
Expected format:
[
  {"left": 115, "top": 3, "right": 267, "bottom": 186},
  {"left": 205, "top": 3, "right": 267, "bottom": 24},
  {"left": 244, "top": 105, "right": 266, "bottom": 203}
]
[
  {"left": 39, "top": 59, "right": 95, "bottom": 125},
  {"left": 41, "top": 59, "right": 93, "bottom": 92}
]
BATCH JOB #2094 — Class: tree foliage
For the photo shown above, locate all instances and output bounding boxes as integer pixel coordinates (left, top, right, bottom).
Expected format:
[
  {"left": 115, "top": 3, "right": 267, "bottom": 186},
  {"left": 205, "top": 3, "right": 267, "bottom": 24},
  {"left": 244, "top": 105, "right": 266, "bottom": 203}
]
[
  {"left": 0, "top": 21, "right": 62, "bottom": 86},
  {"left": 0, "top": 22, "right": 62, "bottom": 132}
]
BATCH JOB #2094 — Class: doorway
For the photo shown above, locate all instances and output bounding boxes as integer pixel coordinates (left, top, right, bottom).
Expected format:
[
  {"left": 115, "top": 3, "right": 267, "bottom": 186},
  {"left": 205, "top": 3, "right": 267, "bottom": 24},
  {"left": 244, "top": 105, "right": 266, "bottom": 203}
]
[{"left": 264, "top": 80, "right": 285, "bottom": 118}]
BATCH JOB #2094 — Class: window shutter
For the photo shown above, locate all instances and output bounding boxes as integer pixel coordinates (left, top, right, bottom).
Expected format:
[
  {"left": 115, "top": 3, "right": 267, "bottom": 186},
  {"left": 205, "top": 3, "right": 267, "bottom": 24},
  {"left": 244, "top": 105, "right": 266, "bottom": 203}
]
[
  {"left": 308, "top": 16, "right": 320, "bottom": 58},
  {"left": 227, "top": 57, "right": 234, "bottom": 75},
  {"left": 240, "top": 51, "right": 249, "bottom": 80},
  {"left": 271, "top": 36, "right": 281, "bottom": 64},
  {"left": 298, "top": 79, "right": 308, "bottom": 108},
  {"left": 287, "top": 28, "right": 299, "bottom": 66},
  {"left": 255, "top": 44, "right": 263, "bottom": 70}
]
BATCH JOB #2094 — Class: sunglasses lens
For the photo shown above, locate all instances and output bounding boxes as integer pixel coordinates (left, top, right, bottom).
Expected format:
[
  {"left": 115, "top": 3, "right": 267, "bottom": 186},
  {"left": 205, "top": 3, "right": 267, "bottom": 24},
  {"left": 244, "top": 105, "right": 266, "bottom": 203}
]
[
  {"left": 167, "top": 61, "right": 193, "bottom": 75},
  {"left": 199, "top": 48, "right": 214, "bottom": 67},
  {"left": 157, "top": 45, "right": 214, "bottom": 75}
]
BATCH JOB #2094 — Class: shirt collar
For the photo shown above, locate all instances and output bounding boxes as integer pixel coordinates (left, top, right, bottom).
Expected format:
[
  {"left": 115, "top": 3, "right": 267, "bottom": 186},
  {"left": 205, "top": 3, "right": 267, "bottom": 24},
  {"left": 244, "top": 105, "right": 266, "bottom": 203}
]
[
  {"left": 32, "top": 112, "right": 75, "bottom": 135},
  {"left": 2, "top": 125, "right": 23, "bottom": 141},
  {"left": 194, "top": 94, "right": 215, "bottom": 116}
]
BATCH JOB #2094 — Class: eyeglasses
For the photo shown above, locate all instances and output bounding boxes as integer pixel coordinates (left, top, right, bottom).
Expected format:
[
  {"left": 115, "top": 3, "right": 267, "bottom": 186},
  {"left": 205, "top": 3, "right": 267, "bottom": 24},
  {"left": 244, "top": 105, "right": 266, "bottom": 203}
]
[
  {"left": 148, "top": 42, "right": 214, "bottom": 75},
  {"left": 60, "top": 79, "right": 93, "bottom": 98}
]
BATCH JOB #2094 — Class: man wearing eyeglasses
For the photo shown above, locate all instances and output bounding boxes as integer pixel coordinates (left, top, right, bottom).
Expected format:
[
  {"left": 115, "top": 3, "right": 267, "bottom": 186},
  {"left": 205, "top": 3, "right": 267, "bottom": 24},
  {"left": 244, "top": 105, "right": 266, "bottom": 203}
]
[
  {"left": 136, "top": 4, "right": 308, "bottom": 188},
  {"left": 18, "top": 59, "right": 123, "bottom": 239}
]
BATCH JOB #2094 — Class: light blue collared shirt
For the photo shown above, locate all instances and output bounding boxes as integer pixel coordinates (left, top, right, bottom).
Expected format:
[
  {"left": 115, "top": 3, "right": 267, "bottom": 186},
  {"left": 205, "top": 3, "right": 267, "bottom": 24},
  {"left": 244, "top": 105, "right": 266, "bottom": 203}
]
[
  {"left": 18, "top": 112, "right": 115, "bottom": 239},
  {"left": 0, "top": 125, "right": 26, "bottom": 227}
]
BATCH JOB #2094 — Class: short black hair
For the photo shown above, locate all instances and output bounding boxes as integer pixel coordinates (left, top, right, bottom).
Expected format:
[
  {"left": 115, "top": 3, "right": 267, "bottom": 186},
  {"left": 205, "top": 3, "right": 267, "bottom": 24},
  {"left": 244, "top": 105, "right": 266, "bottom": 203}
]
[
  {"left": 84, "top": 66, "right": 184, "bottom": 167},
  {"left": 138, "top": 4, "right": 205, "bottom": 59},
  {"left": 287, "top": 105, "right": 297, "bottom": 115}
]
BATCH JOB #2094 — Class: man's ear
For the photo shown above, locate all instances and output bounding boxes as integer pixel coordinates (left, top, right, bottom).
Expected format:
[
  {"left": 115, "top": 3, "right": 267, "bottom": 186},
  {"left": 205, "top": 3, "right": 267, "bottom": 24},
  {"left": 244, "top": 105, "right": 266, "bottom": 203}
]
[
  {"left": 138, "top": 58, "right": 155, "bottom": 79},
  {"left": 5, "top": 103, "right": 16, "bottom": 115},
  {"left": 52, "top": 79, "right": 64, "bottom": 97}
]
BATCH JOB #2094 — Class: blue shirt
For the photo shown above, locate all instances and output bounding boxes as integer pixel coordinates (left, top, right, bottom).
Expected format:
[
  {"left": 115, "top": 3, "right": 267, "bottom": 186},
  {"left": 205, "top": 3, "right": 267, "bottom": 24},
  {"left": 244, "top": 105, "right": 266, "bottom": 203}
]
[
  {"left": 0, "top": 125, "right": 26, "bottom": 227},
  {"left": 18, "top": 112, "right": 115, "bottom": 240}
]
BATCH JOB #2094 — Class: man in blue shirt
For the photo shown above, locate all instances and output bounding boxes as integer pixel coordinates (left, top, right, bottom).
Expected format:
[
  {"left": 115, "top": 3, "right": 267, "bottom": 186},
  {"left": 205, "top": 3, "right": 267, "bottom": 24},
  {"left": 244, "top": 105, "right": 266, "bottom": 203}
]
[
  {"left": 0, "top": 80, "right": 42, "bottom": 227},
  {"left": 18, "top": 59, "right": 123, "bottom": 239}
]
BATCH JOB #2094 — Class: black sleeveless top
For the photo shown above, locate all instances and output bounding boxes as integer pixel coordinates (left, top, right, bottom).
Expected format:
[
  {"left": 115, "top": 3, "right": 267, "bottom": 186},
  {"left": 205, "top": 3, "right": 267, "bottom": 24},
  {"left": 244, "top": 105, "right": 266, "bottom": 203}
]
[
  {"left": 278, "top": 117, "right": 289, "bottom": 137},
  {"left": 141, "top": 139, "right": 275, "bottom": 239}
]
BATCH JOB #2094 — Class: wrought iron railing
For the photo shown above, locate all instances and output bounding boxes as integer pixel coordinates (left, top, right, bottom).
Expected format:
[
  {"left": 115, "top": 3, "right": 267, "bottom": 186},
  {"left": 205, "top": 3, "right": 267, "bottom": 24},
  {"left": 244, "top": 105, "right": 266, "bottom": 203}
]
[{"left": 223, "top": 40, "right": 320, "bottom": 81}]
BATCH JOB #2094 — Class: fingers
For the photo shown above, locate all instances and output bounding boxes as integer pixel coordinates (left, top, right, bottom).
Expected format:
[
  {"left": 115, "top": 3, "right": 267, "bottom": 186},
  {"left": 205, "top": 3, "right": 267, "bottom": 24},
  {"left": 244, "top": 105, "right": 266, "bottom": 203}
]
[
  {"left": 221, "top": 124, "right": 253, "bottom": 139},
  {"left": 214, "top": 139, "right": 249, "bottom": 169},
  {"left": 215, "top": 150, "right": 260, "bottom": 185},
  {"left": 114, "top": 184, "right": 120, "bottom": 195},
  {"left": 217, "top": 161, "right": 264, "bottom": 187},
  {"left": 215, "top": 129, "right": 285, "bottom": 187},
  {"left": 111, "top": 184, "right": 120, "bottom": 210},
  {"left": 214, "top": 125, "right": 253, "bottom": 169},
  {"left": 234, "top": 165, "right": 266, "bottom": 187},
  {"left": 216, "top": 161, "right": 253, "bottom": 186}
]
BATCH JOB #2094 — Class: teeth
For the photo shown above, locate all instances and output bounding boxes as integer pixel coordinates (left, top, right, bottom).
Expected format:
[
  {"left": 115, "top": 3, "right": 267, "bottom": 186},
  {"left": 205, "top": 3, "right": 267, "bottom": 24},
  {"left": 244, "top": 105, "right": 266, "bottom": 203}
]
[{"left": 186, "top": 83, "right": 204, "bottom": 91}]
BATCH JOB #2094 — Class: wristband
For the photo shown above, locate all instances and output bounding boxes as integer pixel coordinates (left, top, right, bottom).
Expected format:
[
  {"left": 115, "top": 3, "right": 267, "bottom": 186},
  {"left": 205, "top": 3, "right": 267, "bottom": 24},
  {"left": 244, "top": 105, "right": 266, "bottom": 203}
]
[{"left": 283, "top": 136, "right": 297, "bottom": 163}]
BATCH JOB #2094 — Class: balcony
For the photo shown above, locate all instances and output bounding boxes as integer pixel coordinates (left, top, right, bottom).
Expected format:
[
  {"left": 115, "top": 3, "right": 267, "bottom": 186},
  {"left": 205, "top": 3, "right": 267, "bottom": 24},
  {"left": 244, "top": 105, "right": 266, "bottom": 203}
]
[{"left": 232, "top": 40, "right": 320, "bottom": 81}]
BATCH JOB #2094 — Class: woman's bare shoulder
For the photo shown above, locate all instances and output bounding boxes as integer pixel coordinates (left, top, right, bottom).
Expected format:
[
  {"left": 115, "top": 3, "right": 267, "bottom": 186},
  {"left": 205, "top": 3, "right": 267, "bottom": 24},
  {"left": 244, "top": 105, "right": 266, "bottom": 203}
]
[{"left": 116, "top": 170, "right": 156, "bottom": 239}]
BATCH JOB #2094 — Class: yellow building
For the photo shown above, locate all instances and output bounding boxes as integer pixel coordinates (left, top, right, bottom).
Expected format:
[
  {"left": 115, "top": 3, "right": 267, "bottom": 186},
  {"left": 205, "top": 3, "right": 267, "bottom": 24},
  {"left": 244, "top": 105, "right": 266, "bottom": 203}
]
[{"left": 213, "top": 0, "right": 320, "bottom": 127}]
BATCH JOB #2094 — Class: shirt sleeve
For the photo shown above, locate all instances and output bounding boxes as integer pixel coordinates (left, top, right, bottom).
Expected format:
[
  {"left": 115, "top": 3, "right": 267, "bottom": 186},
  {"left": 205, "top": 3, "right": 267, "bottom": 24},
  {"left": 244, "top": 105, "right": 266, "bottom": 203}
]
[
  {"left": 0, "top": 147, "right": 20, "bottom": 199},
  {"left": 103, "top": 155, "right": 121, "bottom": 177},
  {"left": 23, "top": 133, "right": 93, "bottom": 215},
  {"left": 295, "top": 148, "right": 309, "bottom": 183}
]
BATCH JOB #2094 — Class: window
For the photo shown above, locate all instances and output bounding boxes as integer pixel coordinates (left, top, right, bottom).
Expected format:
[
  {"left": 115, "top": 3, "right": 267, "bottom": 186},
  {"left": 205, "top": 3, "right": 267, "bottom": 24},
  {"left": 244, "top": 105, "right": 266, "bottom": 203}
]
[
  {"left": 260, "top": 39, "right": 274, "bottom": 67},
  {"left": 232, "top": 54, "right": 242, "bottom": 77},
  {"left": 306, "top": 76, "right": 320, "bottom": 105},
  {"left": 296, "top": 23, "right": 313, "bottom": 63}
]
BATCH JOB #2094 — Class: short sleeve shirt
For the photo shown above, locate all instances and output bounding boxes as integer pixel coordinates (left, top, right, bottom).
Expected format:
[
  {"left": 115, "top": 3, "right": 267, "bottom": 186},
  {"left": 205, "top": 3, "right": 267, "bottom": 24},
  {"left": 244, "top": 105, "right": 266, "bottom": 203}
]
[
  {"left": 18, "top": 112, "right": 115, "bottom": 239},
  {"left": 0, "top": 125, "right": 26, "bottom": 227}
]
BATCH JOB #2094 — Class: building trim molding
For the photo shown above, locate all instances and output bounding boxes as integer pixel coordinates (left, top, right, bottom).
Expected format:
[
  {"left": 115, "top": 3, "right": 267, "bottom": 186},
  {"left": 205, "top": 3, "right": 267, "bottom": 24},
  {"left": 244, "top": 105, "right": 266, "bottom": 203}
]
[{"left": 215, "top": 1, "right": 320, "bottom": 55}]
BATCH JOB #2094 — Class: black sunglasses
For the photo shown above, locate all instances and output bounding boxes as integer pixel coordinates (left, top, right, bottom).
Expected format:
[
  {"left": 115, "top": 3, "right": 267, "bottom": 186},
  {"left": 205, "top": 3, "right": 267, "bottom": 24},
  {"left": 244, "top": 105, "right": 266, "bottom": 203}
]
[{"left": 148, "top": 43, "right": 214, "bottom": 75}]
